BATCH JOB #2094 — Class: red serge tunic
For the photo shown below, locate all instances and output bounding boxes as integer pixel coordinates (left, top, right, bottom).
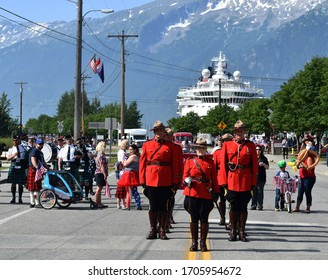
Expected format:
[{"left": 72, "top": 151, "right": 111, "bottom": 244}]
[
  {"left": 220, "top": 140, "right": 258, "bottom": 192},
  {"left": 139, "top": 139, "right": 180, "bottom": 187},
  {"left": 213, "top": 148, "right": 225, "bottom": 186},
  {"left": 182, "top": 156, "right": 219, "bottom": 200}
]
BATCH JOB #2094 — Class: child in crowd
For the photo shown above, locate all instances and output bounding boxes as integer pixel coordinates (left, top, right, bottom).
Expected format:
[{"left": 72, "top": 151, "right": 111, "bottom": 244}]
[{"left": 274, "top": 160, "right": 290, "bottom": 211}]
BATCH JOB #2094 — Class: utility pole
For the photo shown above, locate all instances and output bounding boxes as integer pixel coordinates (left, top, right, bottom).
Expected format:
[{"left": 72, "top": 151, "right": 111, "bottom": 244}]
[
  {"left": 108, "top": 30, "right": 138, "bottom": 138},
  {"left": 14, "top": 81, "right": 28, "bottom": 134},
  {"left": 81, "top": 74, "right": 91, "bottom": 137},
  {"left": 74, "top": 0, "right": 83, "bottom": 140}
]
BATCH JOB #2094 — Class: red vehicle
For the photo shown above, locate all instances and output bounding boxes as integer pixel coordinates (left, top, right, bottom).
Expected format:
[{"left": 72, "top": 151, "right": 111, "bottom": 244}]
[{"left": 173, "top": 132, "right": 193, "bottom": 145}]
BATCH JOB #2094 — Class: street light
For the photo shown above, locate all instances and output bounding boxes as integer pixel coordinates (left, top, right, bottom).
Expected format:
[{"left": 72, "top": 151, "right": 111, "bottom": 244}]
[{"left": 73, "top": 0, "right": 114, "bottom": 140}]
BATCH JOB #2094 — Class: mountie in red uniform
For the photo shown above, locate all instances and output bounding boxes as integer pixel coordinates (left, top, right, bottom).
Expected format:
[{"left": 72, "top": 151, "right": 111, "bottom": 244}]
[
  {"left": 139, "top": 120, "right": 181, "bottom": 241},
  {"left": 182, "top": 137, "right": 219, "bottom": 252},
  {"left": 221, "top": 140, "right": 258, "bottom": 192},
  {"left": 183, "top": 156, "right": 219, "bottom": 199},
  {"left": 139, "top": 140, "right": 179, "bottom": 187},
  {"left": 212, "top": 132, "right": 233, "bottom": 226},
  {"left": 220, "top": 120, "right": 258, "bottom": 242}
]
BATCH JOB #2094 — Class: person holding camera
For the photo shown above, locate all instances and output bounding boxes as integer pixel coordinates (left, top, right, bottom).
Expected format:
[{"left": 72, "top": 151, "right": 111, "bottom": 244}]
[{"left": 182, "top": 138, "right": 219, "bottom": 252}]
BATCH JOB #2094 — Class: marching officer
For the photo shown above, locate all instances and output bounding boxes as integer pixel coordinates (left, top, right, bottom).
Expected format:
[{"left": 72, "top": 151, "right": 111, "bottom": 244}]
[
  {"left": 139, "top": 120, "right": 181, "bottom": 240},
  {"left": 212, "top": 133, "right": 233, "bottom": 227},
  {"left": 182, "top": 138, "right": 219, "bottom": 252},
  {"left": 164, "top": 127, "right": 184, "bottom": 231},
  {"left": 220, "top": 120, "right": 258, "bottom": 242}
]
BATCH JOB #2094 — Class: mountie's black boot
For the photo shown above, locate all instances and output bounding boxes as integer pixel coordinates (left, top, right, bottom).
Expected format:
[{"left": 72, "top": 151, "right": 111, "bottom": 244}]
[
  {"left": 189, "top": 222, "right": 199, "bottom": 251},
  {"left": 228, "top": 211, "right": 238, "bottom": 241},
  {"left": 200, "top": 223, "right": 209, "bottom": 252},
  {"left": 146, "top": 211, "right": 158, "bottom": 240}
]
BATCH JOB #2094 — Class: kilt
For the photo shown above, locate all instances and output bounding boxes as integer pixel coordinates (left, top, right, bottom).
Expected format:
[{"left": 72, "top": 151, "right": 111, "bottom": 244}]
[
  {"left": 26, "top": 166, "right": 42, "bottom": 191},
  {"left": 115, "top": 185, "right": 126, "bottom": 199},
  {"left": 117, "top": 170, "right": 139, "bottom": 187},
  {"left": 7, "top": 162, "right": 27, "bottom": 185}
]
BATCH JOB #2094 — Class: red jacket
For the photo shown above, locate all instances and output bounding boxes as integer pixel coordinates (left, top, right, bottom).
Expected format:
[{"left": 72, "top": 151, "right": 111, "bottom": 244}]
[
  {"left": 139, "top": 139, "right": 180, "bottom": 187},
  {"left": 213, "top": 148, "right": 225, "bottom": 186},
  {"left": 182, "top": 156, "right": 219, "bottom": 200},
  {"left": 220, "top": 140, "right": 258, "bottom": 192}
]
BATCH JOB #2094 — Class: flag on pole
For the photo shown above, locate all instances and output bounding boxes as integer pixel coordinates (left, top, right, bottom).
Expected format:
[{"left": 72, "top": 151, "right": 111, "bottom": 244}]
[
  {"left": 96, "top": 58, "right": 104, "bottom": 83},
  {"left": 89, "top": 56, "right": 97, "bottom": 74}
]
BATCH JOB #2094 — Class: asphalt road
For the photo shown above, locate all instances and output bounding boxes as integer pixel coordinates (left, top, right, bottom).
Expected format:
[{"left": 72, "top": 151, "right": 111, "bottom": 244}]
[{"left": 0, "top": 154, "right": 327, "bottom": 261}]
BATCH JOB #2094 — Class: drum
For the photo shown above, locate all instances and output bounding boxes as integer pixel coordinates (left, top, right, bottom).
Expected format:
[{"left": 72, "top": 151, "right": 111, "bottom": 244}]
[{"left": 42, "top": 143, "right": 58, "bottom": 162}]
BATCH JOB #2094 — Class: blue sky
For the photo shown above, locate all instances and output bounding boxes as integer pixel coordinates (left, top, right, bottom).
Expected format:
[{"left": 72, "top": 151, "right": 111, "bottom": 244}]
[{"left": 0, "top": 0, "right": 153, "bottom": 22}]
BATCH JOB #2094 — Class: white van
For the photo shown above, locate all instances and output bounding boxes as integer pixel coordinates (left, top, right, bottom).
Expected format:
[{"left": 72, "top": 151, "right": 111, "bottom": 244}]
[
  {"left": 119, "top": 128, "right": 147, "bottom": 148},
  {"left": 197, "top": 133, "right": 215, "bottom": 147}
]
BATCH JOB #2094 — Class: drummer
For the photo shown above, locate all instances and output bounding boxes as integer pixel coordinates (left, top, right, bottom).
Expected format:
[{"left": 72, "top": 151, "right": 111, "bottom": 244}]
[{"left": 58, "top": 135, "right": 81, "bottom": 180}]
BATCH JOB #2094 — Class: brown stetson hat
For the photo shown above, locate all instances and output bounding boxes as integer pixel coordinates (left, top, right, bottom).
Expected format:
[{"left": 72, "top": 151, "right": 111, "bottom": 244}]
[
  {"left": 150, "top": 120, "right": 166, "bottom": 131},
  {"left": 221, "top": 133, "right": 233, "bottom": 141},
  {"left": 234, "top": 120, "right": 247, "bottom": 130},
  {"left": 193, "top": 137, "right": 207, "bottom": 148}
]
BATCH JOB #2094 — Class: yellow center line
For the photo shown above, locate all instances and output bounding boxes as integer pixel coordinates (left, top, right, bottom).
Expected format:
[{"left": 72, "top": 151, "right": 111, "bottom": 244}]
[{"left": 184, "top": 227, "right": 212, "bottom": 260}]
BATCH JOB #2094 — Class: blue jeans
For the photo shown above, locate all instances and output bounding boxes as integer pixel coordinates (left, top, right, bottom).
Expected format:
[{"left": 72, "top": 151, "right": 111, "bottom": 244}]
[
  {"left": 297, "top": 177, "right": 316, "bottom": 206},
  {"left": 275, "top": 189, "right": 284, "bottom": 209}
]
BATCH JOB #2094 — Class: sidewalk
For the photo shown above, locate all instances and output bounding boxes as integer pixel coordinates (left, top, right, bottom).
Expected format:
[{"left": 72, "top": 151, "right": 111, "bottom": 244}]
[{"left": 265, "top": 152, "right": 328, "bottom": 176}]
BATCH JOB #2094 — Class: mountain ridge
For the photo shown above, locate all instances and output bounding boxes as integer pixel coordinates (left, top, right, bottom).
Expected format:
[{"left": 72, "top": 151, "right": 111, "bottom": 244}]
[{"left": 0, "top": 0, "right": 328, "bottom": 128}]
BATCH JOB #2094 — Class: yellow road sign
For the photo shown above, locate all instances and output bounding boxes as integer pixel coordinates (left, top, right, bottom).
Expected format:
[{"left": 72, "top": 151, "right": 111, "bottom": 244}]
[{"left": 217, "top": 121, "right": 227, "bottom": 131}]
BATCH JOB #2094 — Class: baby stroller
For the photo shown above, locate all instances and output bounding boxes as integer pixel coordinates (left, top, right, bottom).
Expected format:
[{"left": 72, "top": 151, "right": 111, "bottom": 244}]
[{"left": 39, "top": 170, "right": 84, "bottom": 209}]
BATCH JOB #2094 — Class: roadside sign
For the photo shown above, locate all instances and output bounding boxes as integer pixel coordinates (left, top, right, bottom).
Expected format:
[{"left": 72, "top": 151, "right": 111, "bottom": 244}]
[
  {"left": 88, "top": 122, "right": 106, "bottom": 129},
  {"left": 217, "top": 121, "right": 227, "bottom": 131}
]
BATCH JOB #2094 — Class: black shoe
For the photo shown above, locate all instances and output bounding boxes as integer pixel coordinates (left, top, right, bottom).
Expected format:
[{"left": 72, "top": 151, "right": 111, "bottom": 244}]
[
  {"left": 19, "top": 199, "right": 23, "bottom": 204},
  {"left": 258, "top": 205, "right": 263, "bottom": 210},
  {"left": 136, "top": 206, "right": 142, "bottom": 210},
  {"left": 30, "top": 204, "right": 35, "bottom": 208},
  {"left": 35, "top": 204, "right": 43, "bottom": 208},
  {"left": 10, "top": 199, "right": 15, "bottom": 204},
  {"left": 89, "top": 191, "right": 95, "bottom": 195},
  {"left": 250, "top": 205, "right": 256, "bottom": 210}
]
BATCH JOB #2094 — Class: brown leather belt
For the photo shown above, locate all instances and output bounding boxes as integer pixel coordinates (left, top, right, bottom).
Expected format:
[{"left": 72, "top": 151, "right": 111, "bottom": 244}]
[
  {"left": 148, "top": 161, "right": 169, "bottom": 166},
  {"left": 228, "top": 162, "right": 251, "bottom": 169},
  {"left": 192, "top": 177, "right": 210, "bottom": 183}
]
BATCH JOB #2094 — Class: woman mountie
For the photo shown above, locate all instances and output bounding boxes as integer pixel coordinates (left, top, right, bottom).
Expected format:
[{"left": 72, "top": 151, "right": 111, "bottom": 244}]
[{"left": 183, "top": 138, "right": 219, "bottom": 252}]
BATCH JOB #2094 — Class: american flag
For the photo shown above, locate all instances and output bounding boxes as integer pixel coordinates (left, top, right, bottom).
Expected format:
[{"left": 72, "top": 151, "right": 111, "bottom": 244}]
[
  {"left": 89, "top": 56, "right": 97, "bottom": 74},
  {"left": 35, "top": 165, "right": 47, "bottom": 182}
]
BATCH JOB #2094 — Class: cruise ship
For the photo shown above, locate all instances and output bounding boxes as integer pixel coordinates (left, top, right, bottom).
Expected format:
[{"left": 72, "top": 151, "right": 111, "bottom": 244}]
[{"left": 176, "top": 51, "right": 264, "bottom": 117}]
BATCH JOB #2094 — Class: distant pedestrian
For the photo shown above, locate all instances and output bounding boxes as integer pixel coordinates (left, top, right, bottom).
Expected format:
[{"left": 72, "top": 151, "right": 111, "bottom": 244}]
[
  {"left": 281, "top": 137, "right": 289, "bottom": 159},
  {"left": 251, "top": 145, "right": 269, "bottom": 210}
]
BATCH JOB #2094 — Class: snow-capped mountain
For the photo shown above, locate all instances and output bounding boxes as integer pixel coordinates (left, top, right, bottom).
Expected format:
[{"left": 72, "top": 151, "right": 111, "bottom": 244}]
[{"left": 0, "top": 0, "right": 327, "bottom": 128}]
